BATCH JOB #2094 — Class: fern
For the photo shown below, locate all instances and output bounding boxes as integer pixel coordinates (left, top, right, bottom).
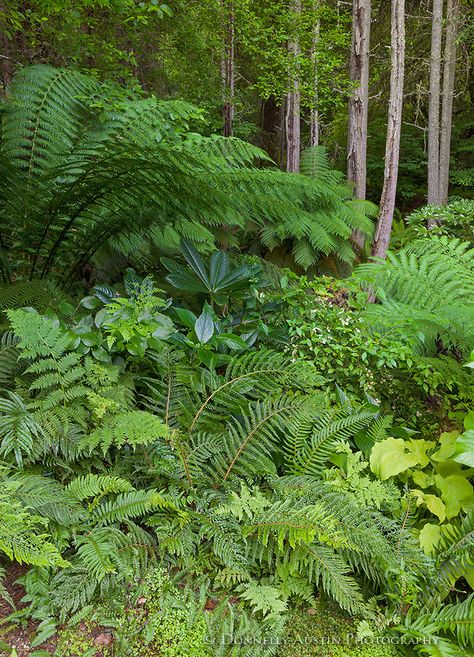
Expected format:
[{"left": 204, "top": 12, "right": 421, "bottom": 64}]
[
  {"left": 356, "top": 237, "right": 474, "bottom": 352},
  {"left": 79, "top": 410, "right": 169, "bottom": 455},
  {"left": 66, "top": 473, "right": 134, "bottom": 501},
  {"left": 1, "top": 66, "right": 371, "bottom": 281},
  {"left": 0, "top": 392, "right": 43, "bottom": 466},
  {"left": 0, "top": 489, "right": 67, "bottom": 567},
  {"left": 401, "top": 595, "right": 474, "bottom": 655},
  {"left": 285, "top": 405, "right": 377, "bottom": 476},
  {"left": 0, "top": 331, "right": 20, "bottom": 388}
]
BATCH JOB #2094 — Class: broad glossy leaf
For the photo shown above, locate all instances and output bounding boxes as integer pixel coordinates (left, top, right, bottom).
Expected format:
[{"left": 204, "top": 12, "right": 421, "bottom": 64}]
[
  {"left": 209, "top": 250, "right": 230, "bottom": 289},
  {"left": 453, "top": 430, "right": 474, "bottom": 467},
  {"left": 219, "top": 263, "right": 261, "bottom": 290},
  {"left": 370, "top": 437, "right": 433, "bottom": 480},
  {"left": 194, "top": 308, "right": 214, "bottom": 344},
  {"left": 126, "top": 336, "right": 148, "bottom": 357},
  {"left": 151, "top": 313, "right": 175, "bottom": 338},
  {"left": 162, "top": 258, "right": 208, "bottom": 293},
  {"left": 434, "top": 473, "right": 473, "bottom": 518},
  {"left": 81, "top": 296, "right": 99, "bottom": 309},
  {"left": 419, "top": 523, "right": 442, "bottom": 555},
  {"left": 214, "top": 333, "right": 249, "bottom": 351},
  {"left": 172, "top": 307, "right": 197, "bottom": 329},
  {"left": 180, "top": 239, "right": 210, "bottom": 286}
]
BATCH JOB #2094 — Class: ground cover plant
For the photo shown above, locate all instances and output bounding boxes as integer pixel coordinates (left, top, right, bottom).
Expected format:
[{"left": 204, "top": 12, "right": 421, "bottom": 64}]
[{"left": 0, "top": 59, "right": 472, "bottom": 657}]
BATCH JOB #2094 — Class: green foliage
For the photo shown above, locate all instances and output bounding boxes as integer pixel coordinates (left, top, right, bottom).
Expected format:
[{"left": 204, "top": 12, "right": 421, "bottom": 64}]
[
  {"left": 80, "top": 410, "right": 169, "bottom": 455},
  {"left": 111, "top": 569, "right": 212, "bottom": 657},
  {"left": 405, "top": 200, "right": 474, "bottom": 244},
  {"left": 0, "top": 482, "right": 67, "bottom": 567},
  {"left": 279, "top": 599, "right": 401, "bottom": 657},
  {"left": 0, "top": 247, "right": 471, "bottom": 657},
  {"left": 268, "top": 271, "right": 472, "bottom": 423},
  {"left": 0, "top": 66, "right": 367, "bottom": 283},
  {"left": 162, "top": 239, "right": 262, "bottom": 305},
  {"left": 253, "top": 147, "right": 376, "bottom": 272},
  {"left": 356, "top": 237, "right": 474, "bottom": 353}
]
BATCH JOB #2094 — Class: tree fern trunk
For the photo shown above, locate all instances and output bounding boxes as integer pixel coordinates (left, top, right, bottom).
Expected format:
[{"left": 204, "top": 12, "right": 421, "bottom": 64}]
[
  {"left": 371, "top": 0, "right": 405, "bottom": 260},
  {"left": 439, "top": 0, "right": 460, "bottom": 205},
  {"left": 347, "top": 0, "right": 371, "bottom": 249}
]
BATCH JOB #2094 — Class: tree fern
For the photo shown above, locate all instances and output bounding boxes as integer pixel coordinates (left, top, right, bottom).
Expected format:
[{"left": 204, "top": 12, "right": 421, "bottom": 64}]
[{"left": 0, "top": 66, "right": 371, "bottom": 281}]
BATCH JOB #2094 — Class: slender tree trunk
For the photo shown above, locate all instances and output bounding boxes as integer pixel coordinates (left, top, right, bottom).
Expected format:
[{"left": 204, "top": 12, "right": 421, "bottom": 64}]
[
  {"left": 221, "top": 0, "right": 235, "bottom": 137},
  {"left": 439, "top": 0, "right": 459, "bottom": 204},
  {"left": 427, "top": 0, "right": 444, "bottom": 207},
  {"left": 371, "top": 0, "right": 405, "bottom": 259},
  {"left": 286, "top": 0, "right": 301, "bottom": 172},
  {"left": 310, "top": 14, "right": 320, "bottom": 147},
  {"left": 347, "top": 0, "right": 371, "bottom": 248}
]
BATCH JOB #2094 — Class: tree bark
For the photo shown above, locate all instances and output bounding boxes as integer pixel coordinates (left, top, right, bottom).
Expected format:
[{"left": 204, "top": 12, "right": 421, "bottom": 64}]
[
  {"left": 310, "top": 14, "right": 320, "bottom": 147},
  {"left": 427, "top": 0, "right": 444, "bottom": 206},
  {"left": 347, "top": 0, "right": 371, "bottom": 248},
  {"left": 221, "top": 0, "right": 235, "bottom": 137},
  {"left": 439, "top": 0, "right": 459, "bottom": 204},
  {"left": 371, "top": 0, "right": 405, "bottom": 260},
  {"left": 286, "top": 0, "right": 301, "bottom": 172}
]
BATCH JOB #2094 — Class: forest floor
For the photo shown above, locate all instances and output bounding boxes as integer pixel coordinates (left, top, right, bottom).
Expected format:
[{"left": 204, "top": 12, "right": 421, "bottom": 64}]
[{"left": 0, "top": 564, "right": 111, "bottom": 656}]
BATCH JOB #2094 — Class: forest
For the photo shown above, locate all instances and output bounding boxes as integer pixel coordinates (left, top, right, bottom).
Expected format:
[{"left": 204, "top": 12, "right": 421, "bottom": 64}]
[{"left": 0, "top": 1, "right": 473, "bottom": 656}]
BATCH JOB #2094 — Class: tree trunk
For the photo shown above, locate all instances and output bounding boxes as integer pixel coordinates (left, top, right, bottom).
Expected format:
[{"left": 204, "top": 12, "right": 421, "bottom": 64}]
[
  {"left": 347, "top": 0, "right": 371, "bottom": 248},
  {"left": 439, "top": 0, "right": 459, "bottom": 204},
  {"left": 221, "top": 0, "right": 235, "bottom": 137},
  {"left": 286, "top": 0, "right": 301, "bottom": 172},
  {"left": 427, "top": 0, "right": 444, "bottom": 206},
  {"left": 310, "top": 15, "right": 320, "bottom": 147},
  {"left": 371, "top": 0, "right": 405, "bottom": 260}
]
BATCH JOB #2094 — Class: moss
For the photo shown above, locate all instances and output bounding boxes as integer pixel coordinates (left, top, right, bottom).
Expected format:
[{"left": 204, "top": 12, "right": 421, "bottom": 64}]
[
  {"left": 112, "top": 569, "right": 212, "bottom": 657},
  {"left": 54, "top": 621, "right": 113, "bottom": 657},
  {"left": 278, "top": 597, "right": 404, "bottom": 657}
]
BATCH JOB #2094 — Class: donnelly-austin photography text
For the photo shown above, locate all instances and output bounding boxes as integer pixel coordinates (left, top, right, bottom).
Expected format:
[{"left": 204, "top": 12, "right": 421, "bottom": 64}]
[{"left": 204, "top": 633, "right": 440, "bottom": 647}]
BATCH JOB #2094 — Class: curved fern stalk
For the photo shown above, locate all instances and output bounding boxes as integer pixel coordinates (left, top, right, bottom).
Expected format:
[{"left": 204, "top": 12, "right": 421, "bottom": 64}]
[
  {"left": 216, "top": 395, "right": 308, "bottom": 482},
  {"left": 188, "top": 350, "right": 320, "bottom": 435}
]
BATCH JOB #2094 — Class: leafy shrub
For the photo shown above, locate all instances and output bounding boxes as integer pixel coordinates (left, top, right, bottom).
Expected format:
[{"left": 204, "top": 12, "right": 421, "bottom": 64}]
[
  {"left": 406, "top": 199, "right": 474, "bottom": 243},
  {"left": 266, "top": 271, "right": 472, "bottom": 425}
]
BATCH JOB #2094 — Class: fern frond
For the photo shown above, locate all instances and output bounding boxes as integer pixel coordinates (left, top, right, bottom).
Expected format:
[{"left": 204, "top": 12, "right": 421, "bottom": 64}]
[
  {"left": 80, "top": 410, "right": 169, "bottom": 455},
  {"left": 285, "top": 406, "right": 377, "bottom": 476}
]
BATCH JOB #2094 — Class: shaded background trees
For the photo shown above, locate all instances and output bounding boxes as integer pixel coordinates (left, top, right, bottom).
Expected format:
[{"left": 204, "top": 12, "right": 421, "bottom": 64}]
[{"left": 1, "top": 0, "right": 473, "bottom": 239}]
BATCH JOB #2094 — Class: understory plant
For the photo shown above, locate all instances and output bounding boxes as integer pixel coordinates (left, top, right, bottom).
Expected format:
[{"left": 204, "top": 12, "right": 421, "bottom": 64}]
[{"left": 0, "top": 256, "right": 472, "bottom": 656}]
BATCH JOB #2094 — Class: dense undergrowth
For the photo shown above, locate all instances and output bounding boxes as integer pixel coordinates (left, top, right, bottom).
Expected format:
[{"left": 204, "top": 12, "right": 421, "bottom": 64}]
[{"left": 0, "top": 66, "right": 472, "bottom": 657}]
